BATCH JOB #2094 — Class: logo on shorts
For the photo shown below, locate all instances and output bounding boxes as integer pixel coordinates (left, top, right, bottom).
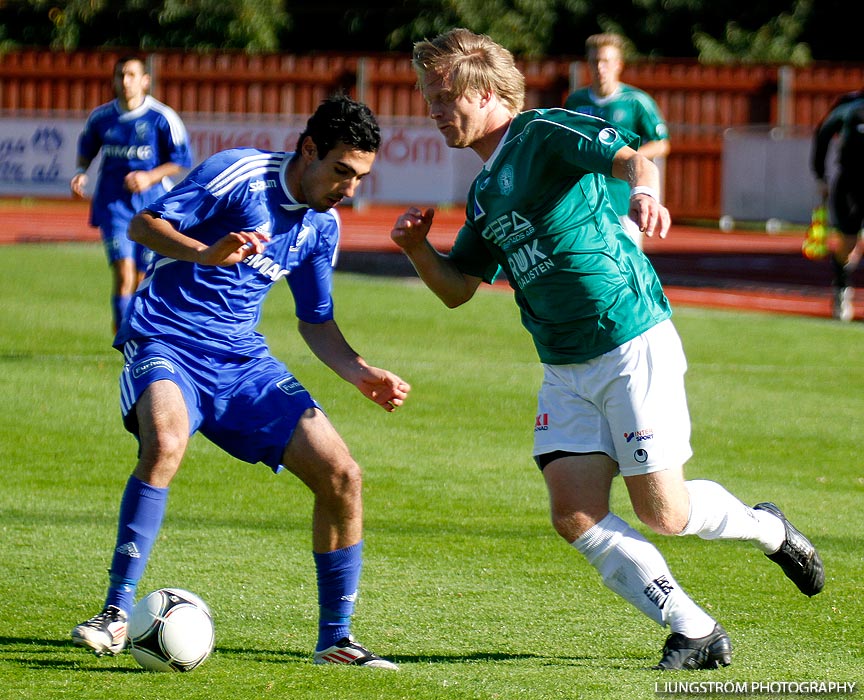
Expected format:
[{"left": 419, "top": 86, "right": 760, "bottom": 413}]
[
  {"left": 624, "top": 428, "right": 654, "bottom": 443},
  {"left": 132, "top": 357, "right": 175, "bottom": 378},
  {"left": 634, "top": 448, "right": 649, "bottom": 463},
  {"left": 276, "top": 376, "right": 304, "bottom": 396},
  {"left": 534, "top": 413, "right": 549, "bottom": 432}
]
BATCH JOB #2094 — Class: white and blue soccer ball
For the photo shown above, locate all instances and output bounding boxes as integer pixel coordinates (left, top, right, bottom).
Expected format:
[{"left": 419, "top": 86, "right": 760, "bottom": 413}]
[{"left": 127, "top": 588, "right": 215, "bottom": 672}]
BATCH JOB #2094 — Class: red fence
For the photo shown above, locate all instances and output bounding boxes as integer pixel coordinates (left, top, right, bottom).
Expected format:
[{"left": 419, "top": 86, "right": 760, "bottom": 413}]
[{"left": 2, "top": 49, "right": 864, "bottom": 220}]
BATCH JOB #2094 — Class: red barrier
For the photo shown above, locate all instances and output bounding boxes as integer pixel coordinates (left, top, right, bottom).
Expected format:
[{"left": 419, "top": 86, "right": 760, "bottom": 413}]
[{"left": 2, "top": 50, "right": 863, "bottom": 219}]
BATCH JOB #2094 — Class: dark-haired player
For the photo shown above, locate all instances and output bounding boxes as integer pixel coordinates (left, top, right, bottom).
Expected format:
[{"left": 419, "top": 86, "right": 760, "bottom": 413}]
[{"left": 71, "top": 95, "right": 408, "bottom": 669}]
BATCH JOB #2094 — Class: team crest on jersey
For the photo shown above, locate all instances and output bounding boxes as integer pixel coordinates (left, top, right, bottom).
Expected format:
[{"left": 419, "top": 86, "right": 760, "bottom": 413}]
[
  {"left": 498, "top": 164, "right": 514, "bottom": 195},
  {"left": 135, "top": 121, "right": 150, "bottom": 141},
  {"left": 291, "top": 225, "right": 314, "bottom": 252}
]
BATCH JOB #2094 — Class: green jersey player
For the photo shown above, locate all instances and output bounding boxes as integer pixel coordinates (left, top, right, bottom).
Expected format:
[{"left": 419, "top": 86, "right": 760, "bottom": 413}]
[
  {"left": 448, "top": 106, "right": 669, "bottom": 364},
  {"left": 391, "top": 28, "right": 823, "bottom": 671},
  {"left": 565, "top": 33, "right": 669, "bottom": 249}
]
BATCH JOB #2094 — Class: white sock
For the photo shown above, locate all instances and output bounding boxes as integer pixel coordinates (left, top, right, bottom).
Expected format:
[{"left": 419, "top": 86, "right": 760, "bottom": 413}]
[
  {"left": 572, "top": 513, "right": 716, "bottom": 638},
  {"left": 680, "top": 480, "right": 785, "bottom": 554}
]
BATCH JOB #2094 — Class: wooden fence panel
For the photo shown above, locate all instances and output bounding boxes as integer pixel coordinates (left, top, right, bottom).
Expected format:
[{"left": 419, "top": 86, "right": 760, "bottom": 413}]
[
  {"left": 791, "top": 64, "right": 864, "bottom": 128},
  {"left": 151, "top": 52, "right": 359, "bottom": 116},
  {"left": 2, "top": 49, "right": 864, "bottom": 219}
]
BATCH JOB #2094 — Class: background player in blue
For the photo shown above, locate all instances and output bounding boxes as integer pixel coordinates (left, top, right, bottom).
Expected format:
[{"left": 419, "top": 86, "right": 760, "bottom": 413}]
[
  {"left": 71, "top": 54, "right": 192, "bottom": 332},
  {"left": 391, "top": 28, "right": 823, "bottom": 671},
  {"left": 71, "top": 95, "right": 409, "bottom": 669}
]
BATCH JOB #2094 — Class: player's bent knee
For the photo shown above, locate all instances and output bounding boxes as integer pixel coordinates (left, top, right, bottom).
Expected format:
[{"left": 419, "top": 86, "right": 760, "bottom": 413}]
[
  {"left": 634, "top": 507, "right": 688, "bottom": 536},
  {"left": 549, "top": 509, "right": 598, "bottom": 542},
  {"left": 322, "top": 459, "right": 362, "bottom": 499}
]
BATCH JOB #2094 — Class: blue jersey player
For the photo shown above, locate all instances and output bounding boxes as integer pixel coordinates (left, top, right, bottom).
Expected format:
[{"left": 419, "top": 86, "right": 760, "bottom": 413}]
[
  {"left": 71, "top": 95, "right": 409, "bottom": 669},
  {"left": 71, "top": 55, "right": 192, "bottom": 332}
]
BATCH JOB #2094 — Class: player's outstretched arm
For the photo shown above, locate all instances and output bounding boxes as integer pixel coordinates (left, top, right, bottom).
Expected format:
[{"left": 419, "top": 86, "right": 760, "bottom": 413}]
[
  {"left": 129, "top": 211, "right": 269, "bottom": 265},
  {"left": 637, "top": 138, "right": 670, "bottom": 162},
  {"left": 298, "top": 320, "right": 410, "bottom": 412},
  {"left": 391, "top": 206, "right": 481, "bottom": 308}
]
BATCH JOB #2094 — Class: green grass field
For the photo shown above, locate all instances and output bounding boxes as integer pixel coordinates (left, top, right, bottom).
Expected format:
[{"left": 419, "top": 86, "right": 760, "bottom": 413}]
[{"left": 0, "top": 243, "right": 861, "bottom": 700}]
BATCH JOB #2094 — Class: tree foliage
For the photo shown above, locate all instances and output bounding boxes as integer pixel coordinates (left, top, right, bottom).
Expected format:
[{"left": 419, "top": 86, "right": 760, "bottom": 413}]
[
  {"left": 0, "top": 0, "right": 290, "bottom": 51},
  {"left": 0, "top": 0, "right": 858, "bottom": 63},
  {"left": 388, "top": 0, "right": 561, "bottom": 56},
  {"left": 692, "top": 3, "right": 811, "bottom": 66}
]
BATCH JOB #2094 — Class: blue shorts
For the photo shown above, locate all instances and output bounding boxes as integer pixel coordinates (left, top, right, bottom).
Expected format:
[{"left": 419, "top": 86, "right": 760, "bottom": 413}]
[
  {"left": 118, "top": 338, "right": 320, "bottom": 473},
  {"left": 99, "top": 201, "right": 154, "bottom": 268}
]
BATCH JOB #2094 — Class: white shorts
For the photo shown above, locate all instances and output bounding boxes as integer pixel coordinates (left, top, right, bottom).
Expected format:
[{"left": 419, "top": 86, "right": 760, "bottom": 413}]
[
  {"left": 533, "top": 319, "right": 692, "bottom": 477},
  {"left": 620, "top": 214, "right": 643, "bottom": 250}
]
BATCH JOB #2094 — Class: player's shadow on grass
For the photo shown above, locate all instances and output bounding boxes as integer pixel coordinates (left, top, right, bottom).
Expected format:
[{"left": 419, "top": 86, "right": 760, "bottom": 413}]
[
  {"left": 0, "top": 636, "right": 140, "bottom": 673},
  {"left": 0, "top": 637, "right": 606, "bottom": 670},
  {"left": 217, "top": 645, "right": 585, "bottom": 665}
]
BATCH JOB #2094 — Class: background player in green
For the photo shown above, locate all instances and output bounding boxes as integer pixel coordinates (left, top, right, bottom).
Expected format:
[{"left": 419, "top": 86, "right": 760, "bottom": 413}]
[
  {"left": 565, "top": 33, "right": 669, "bottom": 249},
  {"left": 391, "top": 27, "right": 823, "bottom": 671}
]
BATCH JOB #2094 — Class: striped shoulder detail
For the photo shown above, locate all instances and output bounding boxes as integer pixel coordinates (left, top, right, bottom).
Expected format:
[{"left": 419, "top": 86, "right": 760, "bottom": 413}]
[
  {"left": 205, "top": 153, "right": 285, "bottom": 198},
  {"left": 510, "top": 109, "right": 600, "bottom": 144},
  {"left": 148, "top": 98, "right": 190, "bottom": 145}
]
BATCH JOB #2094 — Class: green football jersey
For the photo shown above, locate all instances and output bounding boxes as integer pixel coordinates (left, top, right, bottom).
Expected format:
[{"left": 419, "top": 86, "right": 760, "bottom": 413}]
[
  {"left": 449, "top": 108, "right": 671, "bottom": 365},
  {"left": 565, "top": 84, "right": 669, "bottom": 216}
]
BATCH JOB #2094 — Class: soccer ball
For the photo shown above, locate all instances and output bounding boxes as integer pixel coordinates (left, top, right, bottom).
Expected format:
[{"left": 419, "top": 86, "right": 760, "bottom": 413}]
[{"left": 127, "top": 588, "right": 215, "bottom": 672}]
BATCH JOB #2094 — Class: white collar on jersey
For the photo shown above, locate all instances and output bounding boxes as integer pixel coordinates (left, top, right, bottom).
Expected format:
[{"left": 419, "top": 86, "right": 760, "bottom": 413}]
[
  {"left": 278, "top": 154, "right": 309, "bottom": 211},
  {"left": 482, "top": 121, "right": 513, "bottom": 172},
  {"left": 116, "top": 95, "right": 153, "bottom": 121},
  {"left": 588, "top": 86, "right": 623, "bottom": 105}
]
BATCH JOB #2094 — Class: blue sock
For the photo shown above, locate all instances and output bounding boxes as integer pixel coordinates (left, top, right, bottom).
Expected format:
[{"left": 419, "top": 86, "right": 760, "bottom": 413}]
[
  {"left": 313, "top": 541, "right": 363, "bottom": 651},
  {"left": 111, "top": 294, "right": 132, "bottom": 331},
  {"left": 105, "top": 475, "right": 168, "bottom": 615}
]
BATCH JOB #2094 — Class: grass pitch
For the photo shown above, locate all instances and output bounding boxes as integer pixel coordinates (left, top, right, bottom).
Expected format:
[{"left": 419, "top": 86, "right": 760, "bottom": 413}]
[{"left": 0, "top": 243, "right": 861, "bottom": 700}]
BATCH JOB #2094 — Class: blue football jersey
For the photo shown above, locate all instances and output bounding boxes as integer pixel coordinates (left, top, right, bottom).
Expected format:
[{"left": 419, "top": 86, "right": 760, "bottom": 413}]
[
  {"left": 115, "top": 149, "right": 341, "bottom": 359},
  {"left": 78, "top": 95, "right": 192, "bottom": 227}
]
